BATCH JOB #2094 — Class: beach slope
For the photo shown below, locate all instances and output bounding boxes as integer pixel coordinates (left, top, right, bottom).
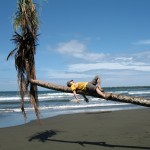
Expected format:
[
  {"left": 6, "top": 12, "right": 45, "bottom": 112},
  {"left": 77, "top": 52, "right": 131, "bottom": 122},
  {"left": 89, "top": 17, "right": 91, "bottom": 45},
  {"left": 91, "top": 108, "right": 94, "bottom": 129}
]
[{"left": 0, "top": 109, "right": 150, "bottom": 150}]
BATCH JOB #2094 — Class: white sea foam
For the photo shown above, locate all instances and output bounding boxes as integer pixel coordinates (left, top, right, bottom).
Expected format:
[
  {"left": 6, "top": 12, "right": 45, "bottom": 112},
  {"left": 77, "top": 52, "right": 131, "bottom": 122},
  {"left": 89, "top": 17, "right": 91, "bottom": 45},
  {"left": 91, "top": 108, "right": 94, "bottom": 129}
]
[
  {"left": 0, "top": 97, "right": 28, "bottom": 101},
  {"left": 0, "top": 88, "right": 148, "bottom": 128},
  {"left": 112, "top": 91, "right": 129, "bottom": 94},
  {"left": 0, "top": 92, "right": 73, "bottom": 102},
  {"left": 0, "top": 88, "right": 149, "bottom": 115},
  {"left": 0, "top": 102, "right": 129, "bottom": 113},
  {"left": 0, "top": 108, "right": 21, "bottom": 113},
  {"left": 39, "top": 103, "right": 128, "bottom": 110},
  {"left": 129, "top": 91, "right": 150, "bottom": 95},
  {"left": 1, "top": 90, "right": 149, "bottom": 102}
]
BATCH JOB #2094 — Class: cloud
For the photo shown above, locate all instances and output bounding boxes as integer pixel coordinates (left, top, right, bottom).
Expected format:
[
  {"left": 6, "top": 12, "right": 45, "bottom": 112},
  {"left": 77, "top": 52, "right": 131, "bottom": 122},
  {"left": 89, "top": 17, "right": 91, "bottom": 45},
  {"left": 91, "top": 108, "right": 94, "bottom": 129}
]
[
  {"left": 133, "top": 39, "right": 150, "bottom": 45},
  {"left": 48, "top": 70, "right": 93, "bottom": 79},
  {"left": 53, "top": 39, "right": 150, "bottom": 64},
  {"left": 54, "top": 40, "right": 105, "bottom": 61},
  {"left": 63, "top": 49, "right": 150, "bottom": 73},
  {"left": 56, "top": 39, "right": 85, "bottom": 54},
  {"left": 68, "top": 62, "right": 150, "bottom": 72},
  {"left": 46, "top": 39, "right": 150, "bottom": 86},
  {"left": 132, "top": 51, "right": 150, "bottom": 62},
  {"left": 114, "top": 57, "right": 133, "bottom": 62}
]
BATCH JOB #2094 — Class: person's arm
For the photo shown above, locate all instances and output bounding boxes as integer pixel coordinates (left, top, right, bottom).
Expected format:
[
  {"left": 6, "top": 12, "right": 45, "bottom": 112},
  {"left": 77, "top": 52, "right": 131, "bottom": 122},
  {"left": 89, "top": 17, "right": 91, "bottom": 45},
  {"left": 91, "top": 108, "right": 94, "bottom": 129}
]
[
  {"left": 73, "top": 90, "right": 80, "bottom": 103},
  {"left": 82, "top": 94, "right": 89, "bottom": 103}
]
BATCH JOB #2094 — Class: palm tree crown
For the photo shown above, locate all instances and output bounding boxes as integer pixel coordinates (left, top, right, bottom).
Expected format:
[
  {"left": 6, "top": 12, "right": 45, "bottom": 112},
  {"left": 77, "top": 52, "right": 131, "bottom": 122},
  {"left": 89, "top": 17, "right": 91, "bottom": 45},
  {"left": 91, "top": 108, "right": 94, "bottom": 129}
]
[{"left": 7, "top": 0, "right": 39, "bottom": 119}]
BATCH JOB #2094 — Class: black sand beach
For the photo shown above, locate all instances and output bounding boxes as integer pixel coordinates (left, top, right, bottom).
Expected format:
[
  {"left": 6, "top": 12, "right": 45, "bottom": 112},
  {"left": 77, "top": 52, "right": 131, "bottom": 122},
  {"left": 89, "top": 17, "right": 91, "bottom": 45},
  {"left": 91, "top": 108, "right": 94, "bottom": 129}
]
[{"left": 0, "top": 108, "right": 150, "bottom": 150}]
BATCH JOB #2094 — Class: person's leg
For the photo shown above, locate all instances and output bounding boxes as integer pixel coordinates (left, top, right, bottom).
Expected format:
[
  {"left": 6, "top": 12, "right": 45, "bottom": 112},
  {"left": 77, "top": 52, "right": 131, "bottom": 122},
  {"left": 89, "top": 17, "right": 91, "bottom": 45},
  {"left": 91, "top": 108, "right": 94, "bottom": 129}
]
[
  {"left": 89, "top": 75, "right": 99, "bottom": 85},
  {"left": 90, "top": 75, "right": 104, "bottom": 92},
  {"left": 97, "top": 78, "right": 104, "bottom": 92},
  {"left": 97, "top": 77, "right": 100, "bottom": 89},
  {"left": 86, "top": 83, "right": 105, "bottom": 99},
  {"left": 96, "top": 87, "right": 105, "bottom": 98}
]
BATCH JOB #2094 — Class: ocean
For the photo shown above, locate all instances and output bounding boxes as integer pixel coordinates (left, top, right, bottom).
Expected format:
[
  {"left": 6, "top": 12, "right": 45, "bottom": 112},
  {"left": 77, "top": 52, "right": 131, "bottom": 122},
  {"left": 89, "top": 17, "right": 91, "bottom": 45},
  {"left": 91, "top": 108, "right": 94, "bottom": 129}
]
[{"left": 0, "top": 86, "right": 150, "bottom": 128}]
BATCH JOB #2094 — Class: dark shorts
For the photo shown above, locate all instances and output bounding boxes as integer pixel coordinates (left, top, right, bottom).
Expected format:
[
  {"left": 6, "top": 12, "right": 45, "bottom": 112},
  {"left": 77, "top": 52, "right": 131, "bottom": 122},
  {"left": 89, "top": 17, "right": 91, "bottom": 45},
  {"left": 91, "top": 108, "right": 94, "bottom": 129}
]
[
  {"left": 86, "top": 83, "right": 97, "bottom": 92},
  {"left": 86, "top": 75, "right": 99, "bottom": 92}
]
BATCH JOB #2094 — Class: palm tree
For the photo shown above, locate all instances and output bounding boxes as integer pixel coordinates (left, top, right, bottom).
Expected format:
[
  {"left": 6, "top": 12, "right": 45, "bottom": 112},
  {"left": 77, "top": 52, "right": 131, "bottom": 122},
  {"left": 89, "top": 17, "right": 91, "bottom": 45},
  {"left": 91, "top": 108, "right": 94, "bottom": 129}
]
[
  {"left": 7, "top": 0, "right": 39, "bottom": 119},
  {"left": 30, "top": 79, "right": 150, "bottom": 107},
  {"left": 8, "top": 0, "right": 150, "bottom": 120}
]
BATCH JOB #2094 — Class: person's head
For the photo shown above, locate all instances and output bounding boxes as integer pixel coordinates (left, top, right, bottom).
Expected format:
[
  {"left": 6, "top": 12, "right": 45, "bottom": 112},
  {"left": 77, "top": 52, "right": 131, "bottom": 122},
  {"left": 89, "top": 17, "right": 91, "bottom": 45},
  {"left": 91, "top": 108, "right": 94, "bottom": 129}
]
[{"left": 67, "top": 80, "right": 74, "bottom": 87}]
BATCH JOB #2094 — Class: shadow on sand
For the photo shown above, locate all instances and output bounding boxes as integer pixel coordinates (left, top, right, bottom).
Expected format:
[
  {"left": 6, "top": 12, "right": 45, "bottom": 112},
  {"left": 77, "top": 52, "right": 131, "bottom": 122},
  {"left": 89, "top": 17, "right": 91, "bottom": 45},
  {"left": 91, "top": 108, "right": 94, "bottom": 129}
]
[{"left": 28, "top": 130, "right": 150, "bottom": 150}]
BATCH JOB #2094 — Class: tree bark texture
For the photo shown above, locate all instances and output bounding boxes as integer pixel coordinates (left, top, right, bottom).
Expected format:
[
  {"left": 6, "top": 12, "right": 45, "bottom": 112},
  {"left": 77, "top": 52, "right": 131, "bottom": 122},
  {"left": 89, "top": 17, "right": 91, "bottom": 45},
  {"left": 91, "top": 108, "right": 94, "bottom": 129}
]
[{"left": 30, "top": 79, "right": 150, "bottom": 107}]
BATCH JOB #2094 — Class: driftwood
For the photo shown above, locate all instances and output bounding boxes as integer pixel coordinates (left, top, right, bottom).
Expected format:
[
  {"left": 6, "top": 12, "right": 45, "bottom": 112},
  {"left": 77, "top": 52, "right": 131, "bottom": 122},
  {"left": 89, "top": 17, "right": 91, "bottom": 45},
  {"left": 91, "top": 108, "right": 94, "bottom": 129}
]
[{"left": 30, "top": 79, "right": 150, "bottom": 107}]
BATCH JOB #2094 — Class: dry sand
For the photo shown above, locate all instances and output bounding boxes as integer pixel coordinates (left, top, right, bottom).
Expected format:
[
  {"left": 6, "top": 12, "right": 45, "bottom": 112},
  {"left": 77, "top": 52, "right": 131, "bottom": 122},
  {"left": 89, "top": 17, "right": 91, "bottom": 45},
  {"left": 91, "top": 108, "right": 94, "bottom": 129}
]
[{"left": 0, "top": 108, "right": 150, "bottom": 150}]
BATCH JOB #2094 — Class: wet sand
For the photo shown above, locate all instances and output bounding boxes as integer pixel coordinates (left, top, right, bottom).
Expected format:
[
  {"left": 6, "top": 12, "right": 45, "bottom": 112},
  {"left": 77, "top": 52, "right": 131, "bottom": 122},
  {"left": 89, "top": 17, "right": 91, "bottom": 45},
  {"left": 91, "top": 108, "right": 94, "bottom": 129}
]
[{"left": 0, "top": 108, "right": 150, "bottom": 150}]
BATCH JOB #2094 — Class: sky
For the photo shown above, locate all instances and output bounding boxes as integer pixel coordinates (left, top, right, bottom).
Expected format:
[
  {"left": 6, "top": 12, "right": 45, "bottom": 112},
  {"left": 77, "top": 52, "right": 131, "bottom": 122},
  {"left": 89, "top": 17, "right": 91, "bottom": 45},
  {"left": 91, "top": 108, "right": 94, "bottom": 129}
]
[{"left": 0, "top": 0, "right": 150, "bottom": 91}]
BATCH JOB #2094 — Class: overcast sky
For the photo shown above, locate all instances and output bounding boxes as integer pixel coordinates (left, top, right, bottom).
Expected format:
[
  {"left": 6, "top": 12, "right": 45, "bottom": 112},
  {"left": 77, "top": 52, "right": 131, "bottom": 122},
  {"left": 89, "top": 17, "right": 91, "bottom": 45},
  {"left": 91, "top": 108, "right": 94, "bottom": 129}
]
[{"left": 0, "top": 0, "right": 150, "bottom": 91}]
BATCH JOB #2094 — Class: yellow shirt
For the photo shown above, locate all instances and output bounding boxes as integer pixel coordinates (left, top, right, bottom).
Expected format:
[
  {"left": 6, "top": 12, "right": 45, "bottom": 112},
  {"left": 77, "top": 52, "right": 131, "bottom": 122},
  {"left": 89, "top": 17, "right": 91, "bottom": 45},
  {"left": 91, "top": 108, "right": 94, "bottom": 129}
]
[{"left": 71, "top": 82, "right": 88, "bottom": 91}]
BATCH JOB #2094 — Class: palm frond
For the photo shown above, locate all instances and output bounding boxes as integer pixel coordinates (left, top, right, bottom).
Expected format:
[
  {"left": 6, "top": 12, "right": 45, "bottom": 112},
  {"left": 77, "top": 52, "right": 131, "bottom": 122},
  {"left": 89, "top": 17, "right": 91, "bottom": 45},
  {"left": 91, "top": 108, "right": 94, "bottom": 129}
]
[
  {"left": 8, "top": 0, "right": 40, "bottom": 119},
  {"left": 7, "top": 48, "right": 18, "bottom": 60}
]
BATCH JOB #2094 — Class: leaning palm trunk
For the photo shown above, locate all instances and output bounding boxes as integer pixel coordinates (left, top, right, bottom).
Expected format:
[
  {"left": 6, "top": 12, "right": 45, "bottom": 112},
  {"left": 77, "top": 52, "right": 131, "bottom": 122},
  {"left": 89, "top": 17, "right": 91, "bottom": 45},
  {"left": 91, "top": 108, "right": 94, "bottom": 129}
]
[
  {"left": 30, "top": 79, "right": 150, "bottom": 107},
  {"left": 7, "top": 0, "right": 39, "bottom": 119},
  {"left": 7, "top": 0, "right": 150, "bottom": 120}
]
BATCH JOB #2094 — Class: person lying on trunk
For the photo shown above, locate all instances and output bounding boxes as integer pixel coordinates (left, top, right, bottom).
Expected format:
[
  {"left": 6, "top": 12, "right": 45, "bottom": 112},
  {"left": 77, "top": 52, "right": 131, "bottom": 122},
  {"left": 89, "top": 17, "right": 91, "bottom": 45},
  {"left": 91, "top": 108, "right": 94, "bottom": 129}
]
[{"left": 67, "top": 75, "right": 105, "bottom": 103}]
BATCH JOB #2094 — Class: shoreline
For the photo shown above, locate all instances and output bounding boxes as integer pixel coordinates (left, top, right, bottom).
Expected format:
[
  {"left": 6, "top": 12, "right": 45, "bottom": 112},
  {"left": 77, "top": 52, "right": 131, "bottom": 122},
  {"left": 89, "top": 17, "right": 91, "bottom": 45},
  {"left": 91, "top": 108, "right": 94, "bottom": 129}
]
[
  {"left": 0, "top": 108, "right": 150, "bottom": 150},
  {"left": 1, "top": 86, "right": 149, "bottom": 129},
  {"left": 0, "top": 106, "right": 142, "bottom": 129}
]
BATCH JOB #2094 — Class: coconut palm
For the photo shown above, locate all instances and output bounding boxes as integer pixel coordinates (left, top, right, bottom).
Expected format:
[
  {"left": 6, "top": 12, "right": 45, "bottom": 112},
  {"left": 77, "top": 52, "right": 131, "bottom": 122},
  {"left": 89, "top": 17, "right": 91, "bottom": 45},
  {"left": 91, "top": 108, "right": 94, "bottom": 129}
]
[
  {"left": 7, "top": 0, "right": 39, "bottom": 119},
  {"left": 30, "top": 79, "right": 150, "bottom": 107},
  {"left": 8, "top": 0, "right": 150, "bottom": 120}
]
